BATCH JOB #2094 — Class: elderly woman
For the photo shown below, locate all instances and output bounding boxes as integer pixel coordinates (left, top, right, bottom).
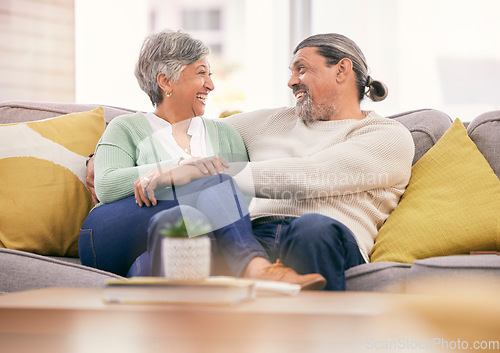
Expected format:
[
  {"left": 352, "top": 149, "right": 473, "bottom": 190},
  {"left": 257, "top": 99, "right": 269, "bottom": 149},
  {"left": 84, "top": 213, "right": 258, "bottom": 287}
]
[{"left": 79, "top": 30, "right": 326, "bottom": 289}]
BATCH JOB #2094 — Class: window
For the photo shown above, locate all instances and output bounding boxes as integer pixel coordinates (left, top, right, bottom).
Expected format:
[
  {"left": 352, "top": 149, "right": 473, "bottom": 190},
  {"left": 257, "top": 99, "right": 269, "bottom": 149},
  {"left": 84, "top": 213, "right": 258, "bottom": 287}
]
[
  {"left": 65, "top": 0, "right": 500, "bottom": 121},
  {"left": 311, "top": 0, "right": 500, "bottom": 121},
  {"left": 182, "top": 9, "right": 221, "bottom": 31}
]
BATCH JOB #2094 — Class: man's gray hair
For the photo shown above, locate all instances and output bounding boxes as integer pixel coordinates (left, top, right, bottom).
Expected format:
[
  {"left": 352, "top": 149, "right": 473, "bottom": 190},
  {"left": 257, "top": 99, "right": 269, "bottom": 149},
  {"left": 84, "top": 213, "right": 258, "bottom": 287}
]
[
  {"left": 293, "top": 33, "right": 387, "bottom": 102},
  {"left": 135, "top": 29, "right": 210, "bottom": 106}
]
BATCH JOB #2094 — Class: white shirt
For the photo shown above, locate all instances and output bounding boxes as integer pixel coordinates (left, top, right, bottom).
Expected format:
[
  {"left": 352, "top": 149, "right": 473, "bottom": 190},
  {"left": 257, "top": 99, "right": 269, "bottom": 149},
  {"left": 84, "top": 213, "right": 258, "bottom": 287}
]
[{"left": 145, "top": 113, "right": 208, "bottom": 158}]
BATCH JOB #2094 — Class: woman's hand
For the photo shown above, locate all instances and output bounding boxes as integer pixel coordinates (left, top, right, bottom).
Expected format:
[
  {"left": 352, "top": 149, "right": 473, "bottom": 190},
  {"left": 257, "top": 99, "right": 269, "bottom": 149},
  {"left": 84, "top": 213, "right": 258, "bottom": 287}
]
[
  {"left": 134, "top": 168, "right": 165, "bottom": 207},
  {"left": 134, "top": 157, "right": 229, "bottom": 207}
]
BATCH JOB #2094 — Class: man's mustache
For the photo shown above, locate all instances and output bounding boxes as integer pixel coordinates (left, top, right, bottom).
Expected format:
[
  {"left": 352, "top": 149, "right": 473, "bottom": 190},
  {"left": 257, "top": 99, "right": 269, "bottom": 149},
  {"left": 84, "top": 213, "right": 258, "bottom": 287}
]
[{"left": 292, "top": 85, "right": 309, "bottom": 96}]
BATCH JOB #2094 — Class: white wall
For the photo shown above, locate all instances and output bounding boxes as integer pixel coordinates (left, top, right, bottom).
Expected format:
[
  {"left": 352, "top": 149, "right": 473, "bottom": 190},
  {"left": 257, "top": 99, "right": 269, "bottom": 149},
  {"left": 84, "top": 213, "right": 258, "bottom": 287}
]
[
  {"left": 242, "top": 0, "right": 291, "bottom": 112},
  {"left": 74, "top": 0, "right": 150, "bottom": 111},
  {"left": 396, "top": 0, "right": 500, "bottom": 121}
]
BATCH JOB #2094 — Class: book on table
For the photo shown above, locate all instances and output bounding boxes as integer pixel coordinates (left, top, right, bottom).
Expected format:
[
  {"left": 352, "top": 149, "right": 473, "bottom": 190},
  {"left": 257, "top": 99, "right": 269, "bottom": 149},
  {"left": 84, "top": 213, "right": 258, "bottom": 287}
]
[{"left": 103, "top": 276, "right": 257, "bottom": 305}]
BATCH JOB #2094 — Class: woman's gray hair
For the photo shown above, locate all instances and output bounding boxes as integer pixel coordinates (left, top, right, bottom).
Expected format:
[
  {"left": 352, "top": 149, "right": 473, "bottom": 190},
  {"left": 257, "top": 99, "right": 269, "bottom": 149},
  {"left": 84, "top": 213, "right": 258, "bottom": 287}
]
[
  {"left": 135, "top": 29, "right": 210, "bottom": 106},
  {"left": 293, "top": 33, "right": 388, "bottom": 102}
]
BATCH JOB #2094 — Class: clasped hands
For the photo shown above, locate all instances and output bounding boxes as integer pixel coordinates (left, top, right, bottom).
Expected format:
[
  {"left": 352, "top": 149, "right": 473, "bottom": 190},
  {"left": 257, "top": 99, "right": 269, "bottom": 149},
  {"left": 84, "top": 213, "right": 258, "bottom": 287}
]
[{"left": 134, "top": 156, "right": 229, "bottom": 207}]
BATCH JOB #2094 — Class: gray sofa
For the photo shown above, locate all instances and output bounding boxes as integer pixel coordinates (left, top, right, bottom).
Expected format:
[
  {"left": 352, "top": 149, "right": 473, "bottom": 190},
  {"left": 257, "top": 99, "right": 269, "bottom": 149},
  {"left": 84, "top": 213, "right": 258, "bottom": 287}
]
[{"left": 1, "top": 101, "right": 499, "bottom": 294}]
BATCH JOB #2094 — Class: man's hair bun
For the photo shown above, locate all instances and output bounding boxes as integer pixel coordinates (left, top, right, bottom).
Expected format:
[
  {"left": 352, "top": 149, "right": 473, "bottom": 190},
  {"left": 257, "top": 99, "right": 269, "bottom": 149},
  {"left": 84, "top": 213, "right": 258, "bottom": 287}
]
[{"left": 366, "top": 76, "right": 388, "bottom": 102}]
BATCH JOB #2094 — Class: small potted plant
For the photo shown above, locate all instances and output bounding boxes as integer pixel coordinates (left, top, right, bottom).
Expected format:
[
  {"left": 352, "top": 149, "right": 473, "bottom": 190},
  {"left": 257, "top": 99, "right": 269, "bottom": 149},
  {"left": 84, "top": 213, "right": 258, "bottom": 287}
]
[{"left": 159, "top": 217, "right": 212, "bottom": 281}]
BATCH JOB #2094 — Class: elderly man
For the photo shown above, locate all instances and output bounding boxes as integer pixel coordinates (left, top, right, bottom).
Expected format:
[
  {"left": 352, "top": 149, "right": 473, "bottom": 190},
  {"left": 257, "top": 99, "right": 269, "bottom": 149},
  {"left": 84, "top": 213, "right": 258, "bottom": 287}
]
[{"left": 224, "top": 33, "right": 414, "bottom": 290}]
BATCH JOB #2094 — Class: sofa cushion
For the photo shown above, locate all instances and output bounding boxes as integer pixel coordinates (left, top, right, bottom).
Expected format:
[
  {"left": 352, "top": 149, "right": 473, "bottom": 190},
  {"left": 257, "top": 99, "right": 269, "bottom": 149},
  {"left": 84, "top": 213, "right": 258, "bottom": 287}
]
[
  {"left": 0, "top": 107, "right": 106, "bottom": 257},
  {"left": 407, "top": 255, "right": 500, "bottom": 283},
  {"left": 345, "top": 261, "right": 411, "bottom": 292},
  {"left": 0, "top": 248, "right": 122, "bottom": 294},
  {"left": 389, "top": 109, "right": 452, "bottom": 165},
  {"left": 370, "top": 119, "right": 500, "bottom": 263},
  {"left": 467, "top": 110, "right": 500, "bottom": 179}
]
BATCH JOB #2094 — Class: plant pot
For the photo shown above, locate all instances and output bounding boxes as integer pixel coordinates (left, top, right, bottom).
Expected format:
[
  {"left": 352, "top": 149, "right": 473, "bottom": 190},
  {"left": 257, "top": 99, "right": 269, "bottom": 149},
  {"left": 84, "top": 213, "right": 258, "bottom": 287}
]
[{"left": 160, "top": 235, "right": 211, "bottom": 281}]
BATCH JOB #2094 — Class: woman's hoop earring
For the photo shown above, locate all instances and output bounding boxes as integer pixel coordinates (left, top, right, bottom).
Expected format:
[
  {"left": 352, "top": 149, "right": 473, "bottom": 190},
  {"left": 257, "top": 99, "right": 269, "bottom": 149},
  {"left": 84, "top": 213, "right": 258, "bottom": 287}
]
[{"left": 165, "top": 91, "right": 172, "bottom": 97}]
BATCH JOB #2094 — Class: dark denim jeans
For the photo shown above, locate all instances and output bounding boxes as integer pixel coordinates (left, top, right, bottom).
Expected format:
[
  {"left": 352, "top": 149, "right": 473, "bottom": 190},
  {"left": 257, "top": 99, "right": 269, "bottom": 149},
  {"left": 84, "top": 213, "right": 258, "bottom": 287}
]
[
  {"left": 79, "top": 175, "right": 365, "bottom": 290},
  {"left": 79, "top": 174, "right": 268, "bottom": 277},
  {"left": 252, "top": 214, "right": 366, "bottom": 290}
]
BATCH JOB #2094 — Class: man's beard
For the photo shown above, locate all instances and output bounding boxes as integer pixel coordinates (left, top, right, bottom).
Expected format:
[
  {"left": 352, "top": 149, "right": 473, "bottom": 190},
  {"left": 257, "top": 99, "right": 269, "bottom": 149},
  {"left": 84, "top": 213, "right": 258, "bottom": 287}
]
[{"left": 294, "top": 86, "right": 337, "bottom": 124}]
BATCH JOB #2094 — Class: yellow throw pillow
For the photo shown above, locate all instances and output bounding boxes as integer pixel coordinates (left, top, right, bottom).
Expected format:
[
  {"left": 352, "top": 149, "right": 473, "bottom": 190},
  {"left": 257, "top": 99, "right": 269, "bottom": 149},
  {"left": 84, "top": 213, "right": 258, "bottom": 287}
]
[
  {"left": 0, "top": 107, "right": 106, "bottom": 257},
  {"left": 370, "top": 119, "right": 500, "bottom": 263}
]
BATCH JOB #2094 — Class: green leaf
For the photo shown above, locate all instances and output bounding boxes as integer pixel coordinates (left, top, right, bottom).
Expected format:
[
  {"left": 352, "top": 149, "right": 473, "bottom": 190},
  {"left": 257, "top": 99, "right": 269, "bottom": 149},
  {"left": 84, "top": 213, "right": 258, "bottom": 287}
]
[{"left": 159, "top": 217, "right": 211, "bottom": 238}]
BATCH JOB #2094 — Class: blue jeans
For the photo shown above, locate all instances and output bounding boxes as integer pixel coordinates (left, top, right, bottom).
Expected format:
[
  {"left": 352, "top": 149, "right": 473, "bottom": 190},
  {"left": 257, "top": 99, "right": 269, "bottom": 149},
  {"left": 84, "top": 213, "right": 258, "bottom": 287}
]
[
  {"left": 79, "top": 174, "right": 268, "bottom": 277},
  {"left": 252, "top": 214, "right": 366, "bottom": 290}
]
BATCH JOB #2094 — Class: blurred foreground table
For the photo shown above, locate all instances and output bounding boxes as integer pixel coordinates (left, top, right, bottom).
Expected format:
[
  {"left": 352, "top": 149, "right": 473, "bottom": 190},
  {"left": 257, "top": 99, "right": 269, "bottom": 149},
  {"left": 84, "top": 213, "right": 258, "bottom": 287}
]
[{"left": 0, "top": 285, "right": 497, "bottom": 353}]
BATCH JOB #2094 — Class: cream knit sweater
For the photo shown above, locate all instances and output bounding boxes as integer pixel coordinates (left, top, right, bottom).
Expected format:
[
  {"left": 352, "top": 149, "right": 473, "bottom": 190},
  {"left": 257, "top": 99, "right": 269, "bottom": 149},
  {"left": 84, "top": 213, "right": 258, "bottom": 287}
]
[{"left": 225, "top": 107, "right": 415, "bottom": 261}]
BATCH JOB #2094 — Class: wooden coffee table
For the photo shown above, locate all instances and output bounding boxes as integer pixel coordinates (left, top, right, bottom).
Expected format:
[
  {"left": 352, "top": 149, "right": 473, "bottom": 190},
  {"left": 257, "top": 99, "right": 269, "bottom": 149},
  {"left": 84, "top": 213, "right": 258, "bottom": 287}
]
[{"left": 0, "top": 287, "right": 438, "bottom": 353}]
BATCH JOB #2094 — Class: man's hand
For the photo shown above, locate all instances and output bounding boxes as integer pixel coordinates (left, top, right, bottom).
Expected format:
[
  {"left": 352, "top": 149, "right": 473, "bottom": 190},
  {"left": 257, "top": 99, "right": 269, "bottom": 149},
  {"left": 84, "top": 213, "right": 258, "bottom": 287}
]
[
  {"left": 86, "top": 155, "right": 99, "bottom": 205},
  {"left": 179, "top": 156, "right": 228, "bottom": 175}
]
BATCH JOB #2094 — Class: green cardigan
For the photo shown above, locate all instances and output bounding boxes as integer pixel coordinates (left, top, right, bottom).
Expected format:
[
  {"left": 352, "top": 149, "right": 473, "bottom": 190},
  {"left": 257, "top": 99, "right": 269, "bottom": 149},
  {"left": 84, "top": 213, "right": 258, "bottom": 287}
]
[{"left": 94, "top": 112, "right": 248, "bottom": 204}]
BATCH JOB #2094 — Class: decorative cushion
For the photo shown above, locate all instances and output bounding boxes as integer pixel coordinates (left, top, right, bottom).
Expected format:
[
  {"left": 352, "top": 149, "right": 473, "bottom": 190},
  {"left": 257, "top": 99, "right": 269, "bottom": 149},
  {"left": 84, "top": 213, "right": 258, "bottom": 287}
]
[
  {"left": 0, "top": 107, "right": 106, "bottom": 257},
  {"left": 370, "top": 119, "right": 500, "bottom": 263}
]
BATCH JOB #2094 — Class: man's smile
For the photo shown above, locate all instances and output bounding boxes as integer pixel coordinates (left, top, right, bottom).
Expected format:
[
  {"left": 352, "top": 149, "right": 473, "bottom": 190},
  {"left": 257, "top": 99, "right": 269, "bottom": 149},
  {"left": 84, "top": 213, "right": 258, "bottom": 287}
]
[{"left": 293, "top": 85, "right": 308, "bottom": 103}]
